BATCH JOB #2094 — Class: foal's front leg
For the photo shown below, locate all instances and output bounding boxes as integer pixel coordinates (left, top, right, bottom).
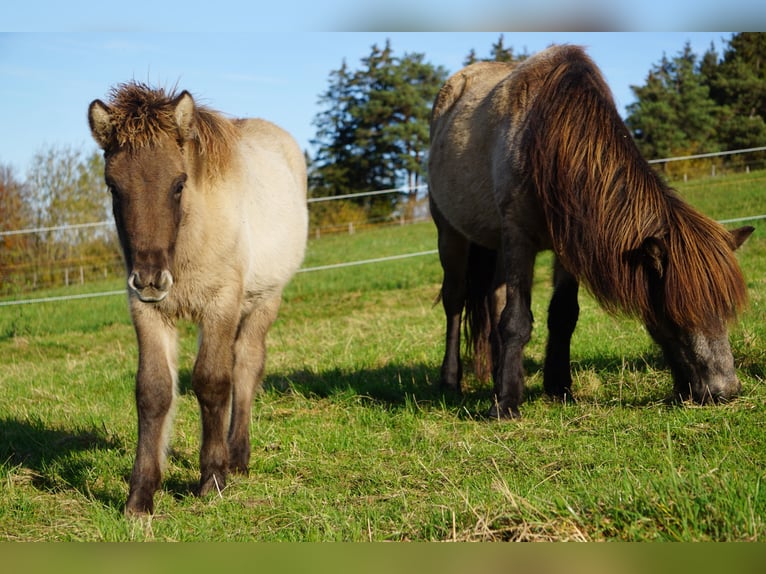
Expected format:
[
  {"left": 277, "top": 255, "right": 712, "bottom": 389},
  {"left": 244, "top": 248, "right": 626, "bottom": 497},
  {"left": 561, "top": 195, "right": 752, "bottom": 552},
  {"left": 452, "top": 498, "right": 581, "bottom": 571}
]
[
  {"left": 193, "top": 314, "right": 238, "bottom": 497},
  {"left": 126, "top": 304, "right": 178, "bottom": 516}
]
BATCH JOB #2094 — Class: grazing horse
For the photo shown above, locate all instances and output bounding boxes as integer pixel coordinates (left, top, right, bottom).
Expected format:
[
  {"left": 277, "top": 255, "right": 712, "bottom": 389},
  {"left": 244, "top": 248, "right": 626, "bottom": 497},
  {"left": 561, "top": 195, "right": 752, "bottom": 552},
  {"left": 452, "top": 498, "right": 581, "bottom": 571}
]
[
  {"left": 428, "top": 45, "right": 752, "bottom": 419},
  {"left": 88, "top": 82, "right": 308, "bottom": 514}
]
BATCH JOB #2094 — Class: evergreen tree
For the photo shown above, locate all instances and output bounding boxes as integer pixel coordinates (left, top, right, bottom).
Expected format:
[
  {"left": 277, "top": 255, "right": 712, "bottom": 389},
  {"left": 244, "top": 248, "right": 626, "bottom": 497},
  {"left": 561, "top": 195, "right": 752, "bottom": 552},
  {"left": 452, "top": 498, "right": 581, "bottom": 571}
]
[
  {"left": 309, "top": 60, "right": 358, "bottom": 198},
  {"left": 463, "top": 33, "right": 528, "bottom": 66},
  {"left": 705, "top": 33, "right": 766, "bottom": 151},
  {"left": 310, "top": 40, "right": 447, "bottom": 221},
  {"left": 626, "top": 43, "right": 718, "bottom": 159}
]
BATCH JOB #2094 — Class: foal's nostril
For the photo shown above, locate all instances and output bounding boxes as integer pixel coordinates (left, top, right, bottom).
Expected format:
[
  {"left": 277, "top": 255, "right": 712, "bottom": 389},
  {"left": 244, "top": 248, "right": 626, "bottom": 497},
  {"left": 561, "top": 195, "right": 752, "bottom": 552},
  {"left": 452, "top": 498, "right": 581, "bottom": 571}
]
[
  {"left": 128, "top": 270, "right": 143, "bottom": 291},
  {"left": 157, "top": 269, "right": 173, "bottom": 291},
  {"left": 128, "top": 269, "right": 174, "bottom": 302}
]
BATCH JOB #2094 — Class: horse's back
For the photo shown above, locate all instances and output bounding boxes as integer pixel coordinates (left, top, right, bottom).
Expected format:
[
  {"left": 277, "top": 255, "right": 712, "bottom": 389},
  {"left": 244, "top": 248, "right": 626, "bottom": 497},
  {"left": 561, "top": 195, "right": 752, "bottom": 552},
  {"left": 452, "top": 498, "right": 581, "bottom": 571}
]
[
  {"left": 429, "top": 61, "right": 519, "bottom": 249},
  {"left": 429, "top": 46, "right": 590, "bottom": 250},
  {"left": 229, "top": 119, "right": 308, "bottom": 295}
]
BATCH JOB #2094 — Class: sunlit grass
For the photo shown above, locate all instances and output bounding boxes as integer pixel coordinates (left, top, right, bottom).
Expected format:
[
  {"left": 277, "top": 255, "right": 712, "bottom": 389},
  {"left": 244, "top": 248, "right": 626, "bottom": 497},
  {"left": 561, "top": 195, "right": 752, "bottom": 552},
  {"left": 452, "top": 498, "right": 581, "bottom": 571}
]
[{"left": 0, "top": 171, "right": 764, "bottom": 541}]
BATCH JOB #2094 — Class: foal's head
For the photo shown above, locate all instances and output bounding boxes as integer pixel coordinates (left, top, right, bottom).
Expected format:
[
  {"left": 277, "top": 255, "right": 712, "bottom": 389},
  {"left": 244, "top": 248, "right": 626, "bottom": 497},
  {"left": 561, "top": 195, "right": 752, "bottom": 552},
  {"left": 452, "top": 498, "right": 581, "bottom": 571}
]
[{"left": 88, "top": 84, "right": 201, "bottom": 303}]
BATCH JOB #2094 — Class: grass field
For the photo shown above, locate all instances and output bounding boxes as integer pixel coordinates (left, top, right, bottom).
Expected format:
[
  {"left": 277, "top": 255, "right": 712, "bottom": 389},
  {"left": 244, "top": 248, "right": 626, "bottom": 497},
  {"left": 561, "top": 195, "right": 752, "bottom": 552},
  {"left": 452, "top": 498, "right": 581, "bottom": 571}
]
[{"left": 1, "top": 172, "right": 764, "bottom": 541}]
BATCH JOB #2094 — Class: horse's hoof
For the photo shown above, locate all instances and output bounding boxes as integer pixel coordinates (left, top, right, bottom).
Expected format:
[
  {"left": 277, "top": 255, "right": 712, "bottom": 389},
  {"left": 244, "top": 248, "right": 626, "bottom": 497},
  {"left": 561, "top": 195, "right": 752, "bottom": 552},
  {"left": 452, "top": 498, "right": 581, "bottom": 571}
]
[
  {"left": 487, "top": 404, "right": 521, "bottom": 420},
  {"left": 549, "top": 391, "right": 576, "bottom": 405},
  {"left": 228, "top": 461, "right": 250, "bottom": 475},
  {"left": 198, "top": 471, "right": 226, "bottom": 497},
  {"left": 125, "top": 492, "right": 154, "bottom": 517}
]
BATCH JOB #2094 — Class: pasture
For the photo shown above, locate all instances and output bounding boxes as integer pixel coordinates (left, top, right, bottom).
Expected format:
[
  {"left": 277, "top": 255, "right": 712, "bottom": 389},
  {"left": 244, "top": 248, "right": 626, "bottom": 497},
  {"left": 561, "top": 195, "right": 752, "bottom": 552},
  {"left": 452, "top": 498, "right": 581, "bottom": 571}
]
[{"left": 1, "top": 171, "right": 764, "bottom": 541}]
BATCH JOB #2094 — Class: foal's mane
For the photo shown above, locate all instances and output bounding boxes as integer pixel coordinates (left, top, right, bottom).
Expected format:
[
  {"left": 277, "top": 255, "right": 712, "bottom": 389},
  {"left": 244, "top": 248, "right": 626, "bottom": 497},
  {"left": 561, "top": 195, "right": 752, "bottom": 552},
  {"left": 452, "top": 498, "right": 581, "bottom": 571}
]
[
  {"left": 103, "top": 82, "right": 238, "bottom": 178},
  {"left": 522, "top": 46, "right": 748, "bottom": 332}
]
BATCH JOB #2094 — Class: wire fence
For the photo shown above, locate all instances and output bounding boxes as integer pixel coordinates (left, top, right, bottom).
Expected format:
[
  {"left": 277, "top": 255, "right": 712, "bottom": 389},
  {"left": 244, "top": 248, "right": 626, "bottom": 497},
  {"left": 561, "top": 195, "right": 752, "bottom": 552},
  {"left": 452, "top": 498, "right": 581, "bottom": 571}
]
[{"left": 1, "top": 147, "right": 765, "bottom": 306}]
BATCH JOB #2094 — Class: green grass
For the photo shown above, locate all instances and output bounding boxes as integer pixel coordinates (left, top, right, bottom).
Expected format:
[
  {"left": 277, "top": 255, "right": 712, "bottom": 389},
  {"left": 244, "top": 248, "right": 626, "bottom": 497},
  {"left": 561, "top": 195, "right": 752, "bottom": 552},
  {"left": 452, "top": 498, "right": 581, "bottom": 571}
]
[{"left": 1, "top": 171, "right": 764, "bottom": 541}]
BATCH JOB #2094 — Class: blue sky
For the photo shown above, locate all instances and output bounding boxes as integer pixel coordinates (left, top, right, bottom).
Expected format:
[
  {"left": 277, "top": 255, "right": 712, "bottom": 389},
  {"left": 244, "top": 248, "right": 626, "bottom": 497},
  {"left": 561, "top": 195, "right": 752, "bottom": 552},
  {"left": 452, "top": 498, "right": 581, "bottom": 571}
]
[{"left": 0, "top": 32, "right": 741, "bottom": 177}]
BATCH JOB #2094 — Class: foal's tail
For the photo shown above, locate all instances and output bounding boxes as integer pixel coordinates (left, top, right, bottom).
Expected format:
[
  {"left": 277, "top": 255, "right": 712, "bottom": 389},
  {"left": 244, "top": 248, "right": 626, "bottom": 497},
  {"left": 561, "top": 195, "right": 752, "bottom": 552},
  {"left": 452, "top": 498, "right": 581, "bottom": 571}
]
[{"left": 464, "top": 243, "right": 497, "bottom": 384}]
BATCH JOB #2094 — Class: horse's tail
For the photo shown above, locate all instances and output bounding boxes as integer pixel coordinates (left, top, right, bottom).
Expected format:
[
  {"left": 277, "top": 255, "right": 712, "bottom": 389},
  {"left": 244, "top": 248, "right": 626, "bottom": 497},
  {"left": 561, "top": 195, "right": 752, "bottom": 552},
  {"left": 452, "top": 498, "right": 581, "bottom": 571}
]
[{"left": 464, "top": 243, "right": 497, "bottom": 384}]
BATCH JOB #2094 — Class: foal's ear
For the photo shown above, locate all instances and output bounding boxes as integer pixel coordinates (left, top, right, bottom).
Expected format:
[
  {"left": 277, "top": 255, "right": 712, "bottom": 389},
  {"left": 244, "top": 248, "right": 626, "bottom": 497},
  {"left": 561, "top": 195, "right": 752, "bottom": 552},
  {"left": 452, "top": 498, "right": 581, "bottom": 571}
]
[
  {"left": 641, "top": 236, "right": 668, "bottom": 278},
  {"left": 730, "top": 226, "right": 754, "bottom": 250},
  {"left": 88, "top": 99, "right": 113, "bottom": 150},
  {"left": 173, "top": 91, "right": 196, "bottom": 141}
]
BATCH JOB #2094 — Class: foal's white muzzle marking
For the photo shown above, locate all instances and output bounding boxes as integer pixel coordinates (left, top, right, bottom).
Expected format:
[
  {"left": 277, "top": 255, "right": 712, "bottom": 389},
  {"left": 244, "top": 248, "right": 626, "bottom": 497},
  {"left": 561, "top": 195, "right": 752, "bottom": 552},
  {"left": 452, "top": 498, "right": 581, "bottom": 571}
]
[{"left": 128, "top": 269, "right": 174, "bottom": 303}]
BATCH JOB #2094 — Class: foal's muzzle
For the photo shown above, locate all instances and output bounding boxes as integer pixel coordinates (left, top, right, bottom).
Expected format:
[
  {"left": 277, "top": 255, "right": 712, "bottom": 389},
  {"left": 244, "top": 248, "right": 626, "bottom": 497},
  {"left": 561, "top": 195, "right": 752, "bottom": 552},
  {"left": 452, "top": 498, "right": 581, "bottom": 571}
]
[{"left": 128, "top": 269, "right": 174, "bottom": 303}]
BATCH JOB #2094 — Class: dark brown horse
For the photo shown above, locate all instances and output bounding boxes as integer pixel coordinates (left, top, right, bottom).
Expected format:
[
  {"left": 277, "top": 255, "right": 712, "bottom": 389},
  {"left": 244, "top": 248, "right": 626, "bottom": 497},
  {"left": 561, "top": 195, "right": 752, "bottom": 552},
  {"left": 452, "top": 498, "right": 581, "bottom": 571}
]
[
  {"left": 428, "top": 45, "right": 752, "bottom": 419},
  {"left": 89, "top": 83, "right": 308, "bottom": 514}
]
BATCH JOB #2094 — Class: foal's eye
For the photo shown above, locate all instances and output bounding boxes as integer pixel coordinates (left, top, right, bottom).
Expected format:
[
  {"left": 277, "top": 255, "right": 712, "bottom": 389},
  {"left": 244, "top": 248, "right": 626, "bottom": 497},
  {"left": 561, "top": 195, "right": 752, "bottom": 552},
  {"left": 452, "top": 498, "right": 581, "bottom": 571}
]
[{"left": 172, "top": 176, "right": 187, "bottom": 200}]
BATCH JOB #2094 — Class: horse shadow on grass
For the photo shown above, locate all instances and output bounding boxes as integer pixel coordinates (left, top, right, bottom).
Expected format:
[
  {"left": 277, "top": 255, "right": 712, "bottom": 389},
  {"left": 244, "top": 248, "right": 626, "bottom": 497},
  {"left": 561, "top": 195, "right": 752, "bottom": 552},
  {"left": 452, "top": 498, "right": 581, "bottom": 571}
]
[
  {"left": 259, "top": 350, "right": 677, "bottom": 416},
  {"left": 0, "top": 416, "right": 127, "bottom": 510}
]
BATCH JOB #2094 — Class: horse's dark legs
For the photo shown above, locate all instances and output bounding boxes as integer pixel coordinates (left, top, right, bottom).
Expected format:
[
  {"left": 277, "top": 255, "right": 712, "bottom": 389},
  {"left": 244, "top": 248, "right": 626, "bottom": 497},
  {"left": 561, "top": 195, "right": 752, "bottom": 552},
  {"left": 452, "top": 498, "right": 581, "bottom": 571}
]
[
  {"left": 432, "top": 204, "right": 470, "bottom": 393},
  {"left": 543, "top": 259, "right": 579, "bottom": 401},
  {"left": 490, "top": 236, "right": 536, "bottom": 420},
  {"left": 125, "top": 308, "right": 178, "bottom": 516},
  {"left": 193, "top": 316, "right": 238, "bottom": 498},
  {"left": 227, "top": 295, "right": 281, "bottom": 474}
]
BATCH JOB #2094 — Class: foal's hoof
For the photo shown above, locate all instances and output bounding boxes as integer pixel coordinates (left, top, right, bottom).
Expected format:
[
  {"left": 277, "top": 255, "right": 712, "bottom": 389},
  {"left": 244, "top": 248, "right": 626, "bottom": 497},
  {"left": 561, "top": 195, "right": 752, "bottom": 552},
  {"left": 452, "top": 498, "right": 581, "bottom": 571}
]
[
  {"left": 125, "top": 492, "right": 154, "bottom": 517},
  {"left": 198, "top": 471, "right": 226, "bottom": 498},
  {"left": 487, "top": 404, "right": 521, "bottom": 420}
]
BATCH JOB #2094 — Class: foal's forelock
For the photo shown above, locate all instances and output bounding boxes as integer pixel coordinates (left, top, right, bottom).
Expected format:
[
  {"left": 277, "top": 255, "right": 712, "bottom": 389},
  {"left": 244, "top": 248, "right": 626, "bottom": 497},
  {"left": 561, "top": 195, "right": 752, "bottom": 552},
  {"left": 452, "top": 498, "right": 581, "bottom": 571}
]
[{"left": 101, "top": 81, "right": 238, "bottom": 180}]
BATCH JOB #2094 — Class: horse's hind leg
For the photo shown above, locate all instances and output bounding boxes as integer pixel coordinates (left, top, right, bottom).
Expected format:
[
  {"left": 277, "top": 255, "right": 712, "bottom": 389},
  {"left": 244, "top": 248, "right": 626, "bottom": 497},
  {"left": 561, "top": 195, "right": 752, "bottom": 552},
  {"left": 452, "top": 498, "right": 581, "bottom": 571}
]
[
  {"left": 228, "top": 294, "right": 281, "bottom": 474},
  {"left": 432, "top": 203, "right": 470, "bottom": 392},
  {"left": 543, "top": 258, "right": 579, "bottom": 402},
  {"left": 491, "top": 231, "right": 536, "bottom": 419}
]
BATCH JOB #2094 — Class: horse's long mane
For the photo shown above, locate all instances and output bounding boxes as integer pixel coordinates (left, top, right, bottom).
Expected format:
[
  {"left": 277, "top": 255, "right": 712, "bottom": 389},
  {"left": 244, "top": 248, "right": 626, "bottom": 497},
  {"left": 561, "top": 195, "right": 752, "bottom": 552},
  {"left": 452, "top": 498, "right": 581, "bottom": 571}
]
[
  {"left": 103, "top": 82, "right": 238, "bottom": 178},
  {"left": 522, "top": 46, "right": 748, "bottom": 332}
]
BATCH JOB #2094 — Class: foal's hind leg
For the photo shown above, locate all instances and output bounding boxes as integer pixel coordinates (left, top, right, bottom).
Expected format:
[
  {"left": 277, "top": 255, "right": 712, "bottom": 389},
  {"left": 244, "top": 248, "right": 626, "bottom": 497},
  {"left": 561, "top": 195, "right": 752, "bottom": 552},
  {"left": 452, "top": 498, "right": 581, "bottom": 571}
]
[
  {"left": 228, "top": 294, "right": 281, "bottom": 474},
  {"left": 543, "top": 258, "right": 579, "bottom": 402}
]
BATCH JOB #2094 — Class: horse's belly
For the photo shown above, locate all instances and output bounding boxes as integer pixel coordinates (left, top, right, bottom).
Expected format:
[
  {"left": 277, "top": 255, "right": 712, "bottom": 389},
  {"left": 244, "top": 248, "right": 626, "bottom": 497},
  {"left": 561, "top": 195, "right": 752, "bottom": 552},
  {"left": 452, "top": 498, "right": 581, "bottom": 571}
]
[{"left": 438, "top": 194, "right": 502, "bottom": 249}]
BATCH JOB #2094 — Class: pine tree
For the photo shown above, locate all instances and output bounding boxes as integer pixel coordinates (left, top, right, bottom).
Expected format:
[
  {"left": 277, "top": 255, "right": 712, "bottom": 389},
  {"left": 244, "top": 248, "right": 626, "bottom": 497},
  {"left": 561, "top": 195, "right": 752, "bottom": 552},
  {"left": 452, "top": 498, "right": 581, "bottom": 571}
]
[
  {"left": 463, "top": 34, "right": 528, "bottom": 66},
  {"left": 310, "top": 40, "right": 447, "bottom": 222},
  {"left": 705, "top": 33, "right": 766, "bottom": 151},
  {"left": 626, "top": 43, "right": 718, "bottom": 159}
]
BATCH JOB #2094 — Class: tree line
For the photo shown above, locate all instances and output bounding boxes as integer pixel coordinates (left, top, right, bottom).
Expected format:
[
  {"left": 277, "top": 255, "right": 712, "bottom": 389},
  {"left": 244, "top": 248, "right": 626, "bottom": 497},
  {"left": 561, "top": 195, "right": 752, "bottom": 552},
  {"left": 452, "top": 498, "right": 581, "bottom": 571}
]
[
  {"left": 1, "top": 33, "right": 764, "bottom": 293},
  {"left": 626, "top": 33, "right": 766, "bottom": 168}
]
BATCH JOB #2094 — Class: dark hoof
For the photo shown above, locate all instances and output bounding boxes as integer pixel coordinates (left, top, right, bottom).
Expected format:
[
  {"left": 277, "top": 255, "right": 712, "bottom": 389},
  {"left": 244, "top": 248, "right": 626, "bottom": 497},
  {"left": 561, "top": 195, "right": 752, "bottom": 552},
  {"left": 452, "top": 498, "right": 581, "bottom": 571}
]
[
  {"left": 125, "top": 491, "right": 154, "bottom": 516},
  {"left": 549, "top": 391, "right": 576, "bottom": 405},
  {"left": 198, "top": 471, "right": 226, "bottom": 497},
  {"left": 438, "top": 380, "right": 462, "bottom": 395},
  {"left": 228, "top": 461, "right": 249, "bottom": 475},
  {"left": 486, "top": 403, "right": 521, "bottom": 420},
  {"left": 228, "top": 445, "right": 251, "bottom": 474}
]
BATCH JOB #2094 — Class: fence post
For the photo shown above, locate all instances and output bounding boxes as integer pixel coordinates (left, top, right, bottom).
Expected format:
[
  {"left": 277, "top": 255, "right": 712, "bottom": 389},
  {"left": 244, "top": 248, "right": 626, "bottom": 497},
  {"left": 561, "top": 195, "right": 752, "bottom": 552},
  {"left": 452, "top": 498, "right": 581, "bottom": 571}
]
[
  {"left": 64, "top": 268, "right": 69, "bottom": 286},
  {"left": 80, "top": 266, "right": 84, "bottom": 285}
]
